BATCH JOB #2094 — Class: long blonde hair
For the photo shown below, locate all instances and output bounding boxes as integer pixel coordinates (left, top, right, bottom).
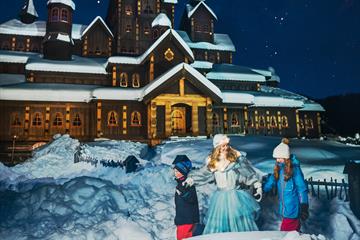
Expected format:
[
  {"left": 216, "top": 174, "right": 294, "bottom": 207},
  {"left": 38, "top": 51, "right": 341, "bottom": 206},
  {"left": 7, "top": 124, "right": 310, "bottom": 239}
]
[{"left": 207, "top": 145, "right": 239, "bottom": 171}]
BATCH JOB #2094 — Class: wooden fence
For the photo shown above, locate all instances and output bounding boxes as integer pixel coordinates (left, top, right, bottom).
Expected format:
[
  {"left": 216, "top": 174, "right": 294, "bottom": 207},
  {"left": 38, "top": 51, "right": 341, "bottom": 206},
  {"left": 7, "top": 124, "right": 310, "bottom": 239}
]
[{"left": 268, "top": 177, "right": 349, "bottom": 201}]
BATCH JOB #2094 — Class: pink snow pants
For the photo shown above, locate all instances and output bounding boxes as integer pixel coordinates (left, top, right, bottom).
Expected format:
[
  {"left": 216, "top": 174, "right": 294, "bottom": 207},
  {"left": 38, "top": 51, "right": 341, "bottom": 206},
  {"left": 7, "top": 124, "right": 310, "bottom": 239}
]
[
  {"left": 176, "top": 224, "right": 194, "bottom": 240},
  {"left": 281, "top": 218, "right": 301, "bottom": 231}
]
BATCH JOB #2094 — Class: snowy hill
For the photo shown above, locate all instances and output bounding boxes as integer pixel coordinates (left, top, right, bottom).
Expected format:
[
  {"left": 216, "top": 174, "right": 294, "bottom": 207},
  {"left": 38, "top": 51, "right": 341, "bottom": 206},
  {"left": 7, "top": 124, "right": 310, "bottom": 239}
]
[{"left": 0, "top": 135, "right": 360, "bottom": 239}]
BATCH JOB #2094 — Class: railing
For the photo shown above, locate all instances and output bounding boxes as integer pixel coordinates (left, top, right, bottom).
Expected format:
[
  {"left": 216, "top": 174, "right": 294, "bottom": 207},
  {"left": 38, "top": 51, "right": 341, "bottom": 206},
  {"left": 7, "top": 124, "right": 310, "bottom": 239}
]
[
  {"left": 266, "top": 177, "right": 349, "bottom": 201},
  {"left": 306, "top": 177, "right": 349, "bottom": 201}
]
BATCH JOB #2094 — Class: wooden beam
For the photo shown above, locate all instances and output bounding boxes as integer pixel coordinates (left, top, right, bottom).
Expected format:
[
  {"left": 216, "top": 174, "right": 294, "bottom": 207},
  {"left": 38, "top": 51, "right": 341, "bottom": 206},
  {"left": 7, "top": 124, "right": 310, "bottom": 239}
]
[
  {"left": 277, "top": 111, "right": 282, "bottom": 135},
  {"left": 165, "top": 102, "right": 171, "bottom": 137},
  {"left": 150, "top": 55, "right": 154, "bottom": 81},
  {"left": 45, "top": 107, "right": 50, "bottom": 135},
  {"left": 97, "top": 102, "right": 101, "bottom": 137},
  {"left": 296, "top": 110, "right": 300, "bottom": 137},
  {"left": 179, "top": 78, "right": 185, "bottom": 96},
  {"left": 24, "top": 106, "right": 30, "bottom": 136},
  {"left": 244, "top": 106, "right": 248, "bottom": 134},
  {"left": 255, "top": 110, "right": 259, "bottom": 132},
  {"left": 66, "top": 105, "right": 71, "bottom": 134},
  {"left": 122, "top": 105, "right": 127, "bottom": 135},
  {"left": 206, "top": 98, "right": 213, "bottom": 135},
  {"left": 192, "top": 104, "right": 199, "bottom": 136},
  {"left": 223, "top": 108, "right": 228, "bottom": 133},
  {"left": 112, "top": 66, "right": 117, "bottom": 86},
  {"left": 317, "top": 112, "right": 322, "bottom": 135}
]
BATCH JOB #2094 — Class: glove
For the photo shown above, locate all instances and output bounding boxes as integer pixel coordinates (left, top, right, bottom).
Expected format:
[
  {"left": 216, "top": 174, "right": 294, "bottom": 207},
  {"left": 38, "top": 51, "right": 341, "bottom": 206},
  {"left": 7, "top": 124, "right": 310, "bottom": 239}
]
[
  {"left": 300, "top": 204, "right": 309, "bottom": 221},
  {"left": 182, "top": 177, "right": 194, "bottom": 187},
  {"left": 253, "top": 181, "right": 263, "bottom": 202}
]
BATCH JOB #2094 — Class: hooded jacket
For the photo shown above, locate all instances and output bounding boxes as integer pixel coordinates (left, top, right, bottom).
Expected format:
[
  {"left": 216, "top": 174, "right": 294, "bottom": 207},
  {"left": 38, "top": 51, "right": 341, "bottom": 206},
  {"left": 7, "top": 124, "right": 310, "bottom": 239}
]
[{"left": 263, "top": 155, "right": 309, "bottom": 219}]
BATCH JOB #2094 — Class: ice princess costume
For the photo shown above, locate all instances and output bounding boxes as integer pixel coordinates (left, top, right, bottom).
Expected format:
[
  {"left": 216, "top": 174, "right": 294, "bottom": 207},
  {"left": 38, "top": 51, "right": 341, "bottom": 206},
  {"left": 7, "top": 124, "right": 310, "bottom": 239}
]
[{"left": 188, "top": 152, "right": 261, "bottom": 234}]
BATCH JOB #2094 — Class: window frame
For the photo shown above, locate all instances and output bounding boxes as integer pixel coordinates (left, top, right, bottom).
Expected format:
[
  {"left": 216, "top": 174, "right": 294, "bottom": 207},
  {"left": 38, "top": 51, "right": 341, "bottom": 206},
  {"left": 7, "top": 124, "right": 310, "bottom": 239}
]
[
  {"left": 107, "top": 111, "right": 119, "bottom": 127},
  {"left": 130, "top": 111, "right": 142, "bottom": 127}
]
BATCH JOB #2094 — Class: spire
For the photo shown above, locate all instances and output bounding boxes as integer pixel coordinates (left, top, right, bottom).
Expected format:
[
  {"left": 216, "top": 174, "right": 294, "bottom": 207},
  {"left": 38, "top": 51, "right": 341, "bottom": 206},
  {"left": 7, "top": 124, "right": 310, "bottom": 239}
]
[{"left": 19, "top": 0, "right": 39, "bottom": 24}]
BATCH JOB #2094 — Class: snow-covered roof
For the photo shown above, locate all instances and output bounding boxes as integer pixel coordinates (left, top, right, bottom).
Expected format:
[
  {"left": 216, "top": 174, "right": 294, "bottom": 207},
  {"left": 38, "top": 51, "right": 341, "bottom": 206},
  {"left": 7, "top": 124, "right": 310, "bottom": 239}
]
[
  {"left": 252, "top": 68, "right": 280, "bottom": 82},
  {"left": 108, "top": 29, "right": 194, "bottom": 65},
  {"left": 299, "top": 103, "right": 325, "bottom": 112},
  {"left": 142, "top": 63, "right": 222, "bottom": 100},
  {"left": 0, "top": 50, "right": 38, "bottom": 64},
  {"left": 0, "top": 74, "right": 26, "bottom": 86},
  {"left": 0, "top": 83, "right": 95, "bottom": 102},
  {"left": 176, "top": 30, "right": 236, "bottom": 52},
  {"left": 56, "top": 33, "right": 73, "bottom": 43},
  {"left": 47, "top": 0, "right": 76, "bottom": 10},
  {"left": 222, "top": 91, "right": 254, "bottom": 105},
  {"left": 0, "top": 83, "right": 145, "bottom": 102},
  {"left": 162, "top": 0, "right": 178, "bottom": 3},
  {"left": 0, "top": 19, "right": 87, "bottom": 39},
  {"left": 207, "top": 64, "right": 266, "bottom": 82},
  {"left": 191, "top": 61, "right": 213, "bottom": 69},
  {"left": 26, "top": 55, "right": 108, "bottom": 75},
  {"left": 23, "top": 0, "right": 38, "bottom": 17},
  {"left": 93, "top": 88, "right": 143, "bottom": 101},
  {"left": 252, "top": 96, "right": 304, "bottom": 108},
  {"left": 186, "top": 2, "right": 218, "bottom": 20},
  {"left": 152, "top": 13, "right": 172, "bottom": 28},
  {"left": 82, "top": 16, "right": 113, "bottom": 38}
]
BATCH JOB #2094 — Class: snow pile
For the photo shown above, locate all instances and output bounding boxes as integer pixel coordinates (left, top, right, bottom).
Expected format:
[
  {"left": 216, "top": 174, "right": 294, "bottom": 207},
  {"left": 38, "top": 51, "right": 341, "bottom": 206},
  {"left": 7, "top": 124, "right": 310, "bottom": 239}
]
[
  {"left": 337, "top": 134, "right": 360, "bottom": 147},
  {"left": 187, "top": 231, "right": 326, "bottom": 240},
  {"left": 1, "top": 136, "right": 359, "bottom": 239},
  {"left": 78, "top": 140, "right": 148, "bottom": 165},
  {"left": 0, "top": 176, "right": 151, "bottom": 240}
]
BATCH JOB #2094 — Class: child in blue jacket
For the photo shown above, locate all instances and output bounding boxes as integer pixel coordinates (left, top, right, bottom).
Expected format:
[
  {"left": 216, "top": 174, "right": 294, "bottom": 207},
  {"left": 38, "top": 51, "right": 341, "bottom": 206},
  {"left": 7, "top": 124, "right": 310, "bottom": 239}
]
[
  {"left": 173, "top": 155, "right": 200, "bottom": 240},
  {"left": 263, "top": 138, "right": 309, "bottom": 232}
]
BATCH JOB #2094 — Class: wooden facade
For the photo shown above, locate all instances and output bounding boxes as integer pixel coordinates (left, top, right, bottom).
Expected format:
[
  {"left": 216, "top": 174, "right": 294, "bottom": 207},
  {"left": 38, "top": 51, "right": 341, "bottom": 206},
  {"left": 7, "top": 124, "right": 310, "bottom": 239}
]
[{"left": 0, "top": 0, "right": 324, "bottom": 153}]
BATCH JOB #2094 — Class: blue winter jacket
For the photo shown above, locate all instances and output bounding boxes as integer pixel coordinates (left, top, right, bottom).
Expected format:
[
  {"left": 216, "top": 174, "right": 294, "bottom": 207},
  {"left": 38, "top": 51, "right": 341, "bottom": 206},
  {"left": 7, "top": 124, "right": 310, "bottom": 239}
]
[{"left": 263, "top": 155, "right": 309, "bottom": 219}]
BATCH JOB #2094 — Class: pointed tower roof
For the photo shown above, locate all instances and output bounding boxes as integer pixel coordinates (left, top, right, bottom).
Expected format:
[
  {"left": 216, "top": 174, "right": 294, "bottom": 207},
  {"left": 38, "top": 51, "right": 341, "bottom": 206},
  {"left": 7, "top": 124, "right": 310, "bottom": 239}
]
[
  {"left": 22, "top": 0, "right": 38, "bottom": 17},
  {"left": 152, "top": 13, "right": 172, "bottom": 28},
  {"left": 19, "top": 0, "right": 39, "bottom": 24},
  {"left": 47, "top": 0, "right": 76, "bottom": 10},
  {"left": 187, "top": 1, "right": 217, "bottom": 20}
]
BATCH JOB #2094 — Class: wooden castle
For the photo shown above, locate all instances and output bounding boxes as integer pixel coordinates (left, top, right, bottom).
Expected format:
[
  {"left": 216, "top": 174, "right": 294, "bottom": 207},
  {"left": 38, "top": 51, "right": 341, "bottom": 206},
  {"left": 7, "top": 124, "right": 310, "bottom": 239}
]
[{"left": 0, "top": 0, "right": 325, "bottom": 150}]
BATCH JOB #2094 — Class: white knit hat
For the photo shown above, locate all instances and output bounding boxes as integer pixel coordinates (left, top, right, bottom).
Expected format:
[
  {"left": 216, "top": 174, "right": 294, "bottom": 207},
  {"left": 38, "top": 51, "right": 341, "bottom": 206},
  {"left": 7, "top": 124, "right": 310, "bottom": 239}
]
[
  {"left": 213, "top": 134, "right": 230, "bottom": 148},
  {"left": 272, "top": 138, "right": 290, "bottom": 159}
]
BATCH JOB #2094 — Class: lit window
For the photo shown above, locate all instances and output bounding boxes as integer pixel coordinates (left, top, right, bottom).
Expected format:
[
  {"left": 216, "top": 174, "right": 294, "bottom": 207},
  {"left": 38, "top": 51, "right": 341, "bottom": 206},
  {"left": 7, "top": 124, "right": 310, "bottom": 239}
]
[
  {"left": 299, "top": 119, "right": 304, "bottom": 129},
  {"left": 95, "top": 47, "right": 101, "bottom": 55},
  {"left": 32, "top": 112, "right": 42, "bottom": 126},
  {"left": 212, "top": 113, "right": 220, "bottom": 127},
  {"left": 61, "top": 9, "right": 68, "bottom": 22},
  {"left": 259, "top": 116, "right": 266, "bottom": 128},
  {"left": 132, "top": 74, "right": 140, "bottom": 88},
  {"left": 72, "top": 114, "right": 82, "bottom": 127},
  {"left": 282, "top": 116, "right": 289, "bottom": 128},
  {"left": 231, "top": 113, "right": 239, "bottom": 126},
  {"left": 53, "top": 113, "right": 63, "bottom": 127},
  {"left": 131, "top": 111, "right": 141, "bottom": 126},
  {"left": 11, "top": 113, "right": 21, "bottom": 126},
  {"left": 270, "top": 116, "right": 277, "bottom": 128},
  {"left": 144, "top": 25, "right": 150, "bottom": 35},
  {"left": 306, "top": 119, "right": 314, "bottom": 129},
  {"left": 108, "top": 111, "right": 118, "bottom": 126},
  {"left": 125, "top": 5, "right": 133, "bottom": 16},
  {"left": 125, "top": 24, "right": 132, "bottom": 33},
  {"left": 120, "top": 73, "right": 128, "bottom": 87},
  {"left": 51, "top": 8, "right": 59, "bottom": 22}
]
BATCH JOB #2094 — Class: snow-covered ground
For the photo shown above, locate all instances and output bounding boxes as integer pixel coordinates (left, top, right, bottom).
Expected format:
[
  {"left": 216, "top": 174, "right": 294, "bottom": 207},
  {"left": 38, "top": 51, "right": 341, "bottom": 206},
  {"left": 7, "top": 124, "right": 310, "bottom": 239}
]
[{"left": 0, "top": 135, "right": 359, "bottom": 240}]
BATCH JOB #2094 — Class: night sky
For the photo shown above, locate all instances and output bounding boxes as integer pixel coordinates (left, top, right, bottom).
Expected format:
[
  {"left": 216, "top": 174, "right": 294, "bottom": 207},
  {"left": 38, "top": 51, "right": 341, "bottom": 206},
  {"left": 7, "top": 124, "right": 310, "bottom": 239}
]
[{"left": 1, "top": 0, "right": 359, "bottom": 99}]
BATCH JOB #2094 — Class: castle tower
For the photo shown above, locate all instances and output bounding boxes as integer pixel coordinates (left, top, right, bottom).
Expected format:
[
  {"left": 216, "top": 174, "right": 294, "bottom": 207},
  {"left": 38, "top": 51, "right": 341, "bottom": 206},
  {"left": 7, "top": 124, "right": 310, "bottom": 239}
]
[
  {"left": 106, "top": 0, "right": 177, "bottom": 56},
  {"left": 180, "top": 0, "right": 217, "bottom": 43},
  {"left": 19, "top": 0, "right": 39, "bottom": 24},
  {"left": 43, "top": 0, "right": 75, "bottom": 60}
]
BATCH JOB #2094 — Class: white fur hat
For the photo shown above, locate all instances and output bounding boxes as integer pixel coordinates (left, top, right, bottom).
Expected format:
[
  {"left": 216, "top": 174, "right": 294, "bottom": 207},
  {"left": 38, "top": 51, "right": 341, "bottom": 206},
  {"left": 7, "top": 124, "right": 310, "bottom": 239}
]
[
  {"left": 213, "top": 134, "right": 230, "bottom": 148},
  {"left": 273, "top": 138, "right": 290, "bottom": 159}
]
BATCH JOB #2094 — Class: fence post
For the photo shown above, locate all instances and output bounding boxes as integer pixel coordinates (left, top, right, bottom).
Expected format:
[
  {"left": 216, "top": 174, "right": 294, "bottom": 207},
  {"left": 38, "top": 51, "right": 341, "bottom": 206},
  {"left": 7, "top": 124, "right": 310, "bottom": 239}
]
[
  {"left": 317, "top": 179, "right": 320, "bottom": 199},
  {"left": 324, "top": 179, "right": 329, "bottom": 200},
  {"left": 334, "top": 179, "right": 338, "bottom": 198}
]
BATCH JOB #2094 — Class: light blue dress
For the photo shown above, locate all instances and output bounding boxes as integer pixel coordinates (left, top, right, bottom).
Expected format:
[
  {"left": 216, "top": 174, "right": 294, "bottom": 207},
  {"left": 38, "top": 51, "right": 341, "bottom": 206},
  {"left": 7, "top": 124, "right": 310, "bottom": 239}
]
[{"left": 189, "top": 152, "right": 261, "bottom": 234}]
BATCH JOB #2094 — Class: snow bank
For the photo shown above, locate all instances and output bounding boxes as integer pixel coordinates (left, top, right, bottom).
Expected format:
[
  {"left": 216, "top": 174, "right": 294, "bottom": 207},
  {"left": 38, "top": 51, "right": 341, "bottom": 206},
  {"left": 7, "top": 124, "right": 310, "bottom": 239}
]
[
  {"left": 1, "top": 136, "right": 359, "bottom": 240},
  {"left": 187, "top": 231, "right": 326, "bottom": 240}
]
